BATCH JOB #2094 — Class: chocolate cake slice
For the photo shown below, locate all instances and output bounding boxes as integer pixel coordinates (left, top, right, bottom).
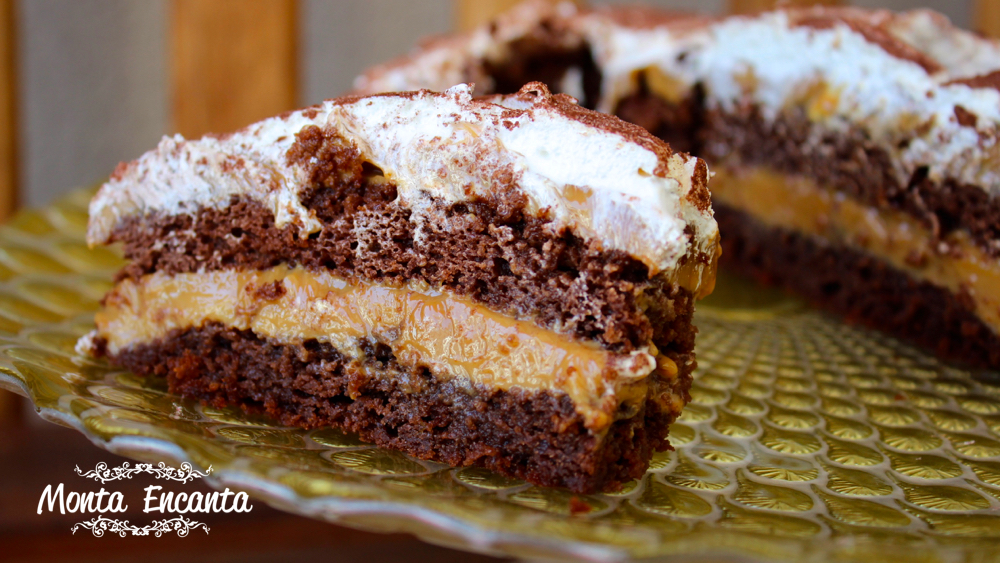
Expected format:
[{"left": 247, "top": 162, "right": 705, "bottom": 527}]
[
  {"left": 79, "top": 83, "right": 720, "bottom": 493},
  {"left": 356, "top": 2, "right": 1000, "bottom": 369}
]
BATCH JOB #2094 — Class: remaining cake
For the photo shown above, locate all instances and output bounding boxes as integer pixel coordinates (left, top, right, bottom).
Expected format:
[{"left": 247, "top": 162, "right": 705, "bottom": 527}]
[
  {"left": 79, "top": 83, "right": 720, "bottom": 492},
  {"left": 356, "top": 2, "right": 1000, "bottom": 370}
]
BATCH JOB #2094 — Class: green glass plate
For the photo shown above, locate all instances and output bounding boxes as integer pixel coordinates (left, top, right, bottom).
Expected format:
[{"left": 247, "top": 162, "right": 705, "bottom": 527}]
[{"left": 3, "top": 188, "right": 1000, "bottom": 562}]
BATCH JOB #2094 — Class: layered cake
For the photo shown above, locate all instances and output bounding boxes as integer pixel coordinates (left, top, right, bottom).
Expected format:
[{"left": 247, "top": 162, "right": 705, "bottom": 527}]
[
  {"left": 79, "top": 83, "right": 720, "bottom": 492},
  {"left": 357, "top": 2, "right": 1000, "bottom": 369}
]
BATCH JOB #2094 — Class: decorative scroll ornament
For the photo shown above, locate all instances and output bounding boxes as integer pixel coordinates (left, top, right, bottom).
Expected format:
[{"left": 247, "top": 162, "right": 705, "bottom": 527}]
[
  {"left": 74, "top": 462, "right": 212, "bottom": 484},
  {"left": 72, "top": 516, "right": 210, "bottom": 537}
]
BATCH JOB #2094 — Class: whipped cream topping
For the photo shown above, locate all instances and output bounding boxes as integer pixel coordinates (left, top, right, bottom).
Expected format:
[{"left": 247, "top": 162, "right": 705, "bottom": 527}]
[
  {"left": 644, "top": 9, "right": 1000, "bottom": 193},
  {"left": 356, "top": 3, "right": 1000, "bottom": 196},
  {"left": 90, "top": 83, "right": 717, "bottom": 278}
]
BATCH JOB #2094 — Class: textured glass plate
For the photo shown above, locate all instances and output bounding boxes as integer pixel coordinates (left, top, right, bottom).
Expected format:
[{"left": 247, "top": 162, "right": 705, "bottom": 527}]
[{"left": 3, "top": 189, "right": 1000, "bottom": 562}]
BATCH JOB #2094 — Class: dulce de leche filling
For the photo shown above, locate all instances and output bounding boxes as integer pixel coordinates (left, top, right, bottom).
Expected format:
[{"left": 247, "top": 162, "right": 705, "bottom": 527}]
[
  {"left": 96, "top": 266, "right": 670, "bottom": 430},
  {"left": 711, "top": 165, "right": 1000, "bottom": 335}
]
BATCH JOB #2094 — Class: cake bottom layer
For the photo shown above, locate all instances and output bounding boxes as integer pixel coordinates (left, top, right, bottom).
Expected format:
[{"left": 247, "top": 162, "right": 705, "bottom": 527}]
[
  {"left": 101, "top": 323, "right": 693, "bottom": 493},
  {"left": 716, "top": 205, "right": 1000, "bottom": 370}
]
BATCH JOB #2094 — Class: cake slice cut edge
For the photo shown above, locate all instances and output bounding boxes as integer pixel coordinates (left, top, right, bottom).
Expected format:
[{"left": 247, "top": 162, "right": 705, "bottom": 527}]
[
  {"left": 353, "top": 2, "right": 1000, "bottom": 370},
  {"left": 79, "top": 83, "right": 720, "bottom": 493}
]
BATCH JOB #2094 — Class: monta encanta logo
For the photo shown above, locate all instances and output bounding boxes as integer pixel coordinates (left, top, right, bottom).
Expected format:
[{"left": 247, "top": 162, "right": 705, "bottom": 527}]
[{"left": 36, "top": 462, "right": 252, "bottom": 537}]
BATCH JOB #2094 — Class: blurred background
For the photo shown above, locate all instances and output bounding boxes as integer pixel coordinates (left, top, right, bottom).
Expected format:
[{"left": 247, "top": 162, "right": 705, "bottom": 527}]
[{"left": 0, "top": 0, "right": 985, "bottom": 211}]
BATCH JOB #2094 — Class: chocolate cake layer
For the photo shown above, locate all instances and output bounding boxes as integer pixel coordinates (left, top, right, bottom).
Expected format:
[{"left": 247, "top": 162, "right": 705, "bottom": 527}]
[
  {"left": 112, "top": 194, "right": 694, "bottom": 354},
  {"left": 103, "top": 323, "right": 694, "bottom": 493},
  {"left": 468, "top": 44, "right": 1000, "bottom": 258},
  {"left": 610, "top": 88, "right": 1000, "bottom": 258},
  {"left": 701, "top": 104, "right": 1000, "bottom": 258},
  {"left": 614, "top": 83, "right": 704, "bottom": 156},
  {"left": 715, "top": 204, "right": 1000, "bottom": 369},
  {"left": 83, "top": 82, "right": 718, "bottom": 493},
  {"left": 394, "top": 9, "right": 1000, "bottom": 262},
  {"left": 485, "top": 40, "right": 602, "bottom": 111},
  {"left": 346, "top": 4, "right": 1000, "bottom": 371},
  {"left": 113, "top": 192, "right": 699, "bottom": 355},
  {"left": 109, "top": 124, "right": 709, "bottom": 354}
]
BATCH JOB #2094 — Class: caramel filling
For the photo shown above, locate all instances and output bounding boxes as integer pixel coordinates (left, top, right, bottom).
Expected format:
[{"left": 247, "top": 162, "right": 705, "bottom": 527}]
[
  {"left": 711, "top": 166, "right": 1000, "bottom": 334},
  {"left": 96, "top": 266, "right": 669, "bottom": 430},
  {"left": 640, "top": 67, "right": 689, "bottom": 105},
  {"left": 638, "top": 66, "right": 842, "bottom": 125}
]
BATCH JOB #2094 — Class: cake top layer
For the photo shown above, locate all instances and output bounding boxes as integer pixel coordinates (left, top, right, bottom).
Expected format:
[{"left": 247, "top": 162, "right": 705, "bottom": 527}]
[
  {"left": 633, "top": 7, "right": 1000, "bottom": 191},
  {"left": 355, "top": 2, "right": 1000, "bottom": 193},
  {"left": 90, "top": 83, "right": 717, "bottom": 277}
]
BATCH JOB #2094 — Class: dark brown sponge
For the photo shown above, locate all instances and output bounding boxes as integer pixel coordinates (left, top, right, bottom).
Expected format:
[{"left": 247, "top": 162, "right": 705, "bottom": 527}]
[
  {"left": 103, "top": 323, "right": 696, "bottom": 494},
  {"left": 715, "top": 204, "right": 1000, "bottom": 370},
  {"left": 110, "top": 191, "right": 700, "bottom": 354}
]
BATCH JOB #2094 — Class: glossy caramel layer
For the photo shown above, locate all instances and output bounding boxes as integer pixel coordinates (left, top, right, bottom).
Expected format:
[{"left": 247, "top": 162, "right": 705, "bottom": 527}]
[
  {"left": 96, "top": 266, "right": 670, "bottom": 430},
  {"left": 711, "top": 166, "right": 1000, "bottom": 335}
]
